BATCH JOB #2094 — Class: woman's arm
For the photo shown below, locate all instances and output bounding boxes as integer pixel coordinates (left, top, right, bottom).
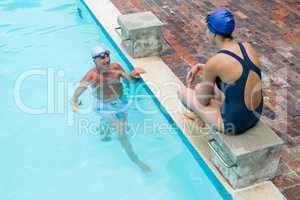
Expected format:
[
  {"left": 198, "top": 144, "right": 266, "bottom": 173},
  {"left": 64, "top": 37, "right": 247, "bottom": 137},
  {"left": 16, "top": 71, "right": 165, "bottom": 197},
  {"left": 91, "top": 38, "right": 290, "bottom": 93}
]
[
  {"left": 186, "top": 63, "right": 205, "bottom": 87},
  {"left": 194, "top": 57, "right": 218, "bottom": 106}
]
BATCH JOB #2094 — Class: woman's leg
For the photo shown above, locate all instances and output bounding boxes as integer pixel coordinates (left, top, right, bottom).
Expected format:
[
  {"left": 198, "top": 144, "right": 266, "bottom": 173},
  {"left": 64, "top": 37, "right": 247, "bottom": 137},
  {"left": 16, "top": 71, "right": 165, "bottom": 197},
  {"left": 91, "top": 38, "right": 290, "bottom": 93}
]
[
  {"left": 213, "top": 84, "right": 225, "bottom": 106},
  {"left": 178, "top": 87, "right": 224, "bottom": 132},
  {"left": 184, "top": 111, "right": 205, "bottom": 127}
]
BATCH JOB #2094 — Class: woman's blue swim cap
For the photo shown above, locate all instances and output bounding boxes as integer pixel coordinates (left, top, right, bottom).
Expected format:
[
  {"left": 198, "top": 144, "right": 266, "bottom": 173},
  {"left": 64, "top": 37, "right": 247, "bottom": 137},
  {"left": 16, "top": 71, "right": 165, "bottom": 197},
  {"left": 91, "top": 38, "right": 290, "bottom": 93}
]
[{"left": 206, "top": 8, "right": 235, "bottom": 37}]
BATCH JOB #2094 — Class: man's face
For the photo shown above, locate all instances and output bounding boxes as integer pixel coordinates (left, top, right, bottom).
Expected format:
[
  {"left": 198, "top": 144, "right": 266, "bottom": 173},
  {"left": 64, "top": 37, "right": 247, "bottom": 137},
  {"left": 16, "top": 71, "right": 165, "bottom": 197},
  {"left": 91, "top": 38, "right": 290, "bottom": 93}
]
[
  {"left": 100, "top": 54, "right": 110, "bottom": 65},
  {"left": 94, "top": 54, "right": 110, "bottom": 66},
  {"left": 94, "top": 54, "right": 110, "bottom": 72}
]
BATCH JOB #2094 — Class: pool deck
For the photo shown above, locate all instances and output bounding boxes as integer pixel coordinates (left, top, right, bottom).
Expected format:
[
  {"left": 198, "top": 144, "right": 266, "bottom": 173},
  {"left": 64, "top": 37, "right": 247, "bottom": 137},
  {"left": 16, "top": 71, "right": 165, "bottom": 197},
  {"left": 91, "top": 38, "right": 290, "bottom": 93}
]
[{"left": 83, "top": 0, "right": 292, "bottom": 199}]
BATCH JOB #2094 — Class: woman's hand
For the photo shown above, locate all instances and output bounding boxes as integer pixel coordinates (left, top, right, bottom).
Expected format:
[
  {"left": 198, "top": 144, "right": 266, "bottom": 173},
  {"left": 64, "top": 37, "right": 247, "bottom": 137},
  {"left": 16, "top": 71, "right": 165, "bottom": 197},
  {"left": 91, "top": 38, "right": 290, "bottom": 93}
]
[{"left": 186, "top": 63, "right": 204, "bottom": 88}]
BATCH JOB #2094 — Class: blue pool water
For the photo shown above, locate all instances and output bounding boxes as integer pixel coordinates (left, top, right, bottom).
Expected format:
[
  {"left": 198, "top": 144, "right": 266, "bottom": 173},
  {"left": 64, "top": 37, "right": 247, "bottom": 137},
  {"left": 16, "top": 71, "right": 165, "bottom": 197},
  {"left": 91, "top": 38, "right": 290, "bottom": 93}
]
[{"left": 0, "top": 0, "right": 231, "bottom": 199}]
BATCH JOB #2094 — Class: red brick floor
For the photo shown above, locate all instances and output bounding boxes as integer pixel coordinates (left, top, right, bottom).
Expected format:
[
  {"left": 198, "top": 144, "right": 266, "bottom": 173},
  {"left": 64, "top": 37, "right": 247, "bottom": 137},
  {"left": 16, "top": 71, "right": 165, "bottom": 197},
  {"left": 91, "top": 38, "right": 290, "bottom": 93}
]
[{"left": 110, "top": 0, "right": 300, "bottom": 199}]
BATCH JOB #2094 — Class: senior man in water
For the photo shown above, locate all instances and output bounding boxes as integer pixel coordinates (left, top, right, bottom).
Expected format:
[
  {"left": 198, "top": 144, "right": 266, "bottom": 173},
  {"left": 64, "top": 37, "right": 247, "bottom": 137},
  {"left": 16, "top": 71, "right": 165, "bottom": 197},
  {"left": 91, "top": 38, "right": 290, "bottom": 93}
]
[{"left": 71, "top": 45, "right": 150, "bottom": 172}]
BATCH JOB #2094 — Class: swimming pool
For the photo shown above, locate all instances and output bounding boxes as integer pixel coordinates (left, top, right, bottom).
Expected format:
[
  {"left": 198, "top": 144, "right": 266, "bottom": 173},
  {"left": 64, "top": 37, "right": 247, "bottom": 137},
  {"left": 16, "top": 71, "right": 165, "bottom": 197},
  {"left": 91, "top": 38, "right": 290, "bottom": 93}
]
[{"left": 0, "top": 0, "right": 231, "bottom": 199}]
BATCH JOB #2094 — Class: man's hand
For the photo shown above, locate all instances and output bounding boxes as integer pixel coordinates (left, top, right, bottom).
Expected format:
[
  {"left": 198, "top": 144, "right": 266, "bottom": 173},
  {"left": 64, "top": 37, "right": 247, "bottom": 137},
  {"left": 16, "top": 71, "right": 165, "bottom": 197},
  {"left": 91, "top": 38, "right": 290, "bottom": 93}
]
[
  {"left": 186, "top": 63, "right": 204, "bottom": 88},
  {"left": 72, "top": 99, "right": 80, "bottom": 112},
  {"left": 130, "top": 67, "right": 146, "bottom": 79}
]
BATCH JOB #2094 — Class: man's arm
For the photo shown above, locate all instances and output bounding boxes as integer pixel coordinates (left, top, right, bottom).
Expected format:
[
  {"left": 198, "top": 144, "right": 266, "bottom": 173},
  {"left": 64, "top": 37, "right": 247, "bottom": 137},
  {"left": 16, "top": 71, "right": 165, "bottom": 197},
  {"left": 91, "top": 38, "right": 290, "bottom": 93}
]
[
  {"left": 194, "top": 57, "right": 218, "bottom": 106},
  {"left": 72, "top": 82, "right": 88, "bottom": 102},
  {"left": 71, "top": 72, "right": 93, "bottom": 112},
  {"left": 113, "top": 63, "right": 145, "bottom": 83}
]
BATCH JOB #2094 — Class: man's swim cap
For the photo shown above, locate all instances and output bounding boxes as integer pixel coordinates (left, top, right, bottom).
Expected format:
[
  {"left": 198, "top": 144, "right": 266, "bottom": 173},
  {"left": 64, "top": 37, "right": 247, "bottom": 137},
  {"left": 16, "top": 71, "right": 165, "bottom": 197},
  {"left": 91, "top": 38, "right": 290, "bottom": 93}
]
[
  {"left": 91, "top": 45, "right": 110, "bottom": 59},
  {"left": 206, "top": 8, "right": 235, "bottom": 37}
]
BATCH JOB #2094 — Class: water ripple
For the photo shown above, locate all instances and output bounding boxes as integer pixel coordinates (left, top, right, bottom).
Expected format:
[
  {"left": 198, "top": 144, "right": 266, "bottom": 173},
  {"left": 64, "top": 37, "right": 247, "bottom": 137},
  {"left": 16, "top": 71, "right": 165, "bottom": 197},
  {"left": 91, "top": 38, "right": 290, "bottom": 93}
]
[
  {"left": 0, "top": 1, "right": 41, "bottom": 11},
  {"left": 38, "top": 24, "right": 80, "bottom": 35},
  {"left": 35, "top": 25, "right": 57, "bottom": 32},
  {"left": 0, "top": 24, "right": 10, "bottom": 29},
  {"left": 22, "top": 26, "right": 58, "bottom": 36},
  {"left": 6, "top": 27, "right": 27, "bottom": 33},
  {"left": 44, "top": 3, "right": 75, "bottom": 12}
]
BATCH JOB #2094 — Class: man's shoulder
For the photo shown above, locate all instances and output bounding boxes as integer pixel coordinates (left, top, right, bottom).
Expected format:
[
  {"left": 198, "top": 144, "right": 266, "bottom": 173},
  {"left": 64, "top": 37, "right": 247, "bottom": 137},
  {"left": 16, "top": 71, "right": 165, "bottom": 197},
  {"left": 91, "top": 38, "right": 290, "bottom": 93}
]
[
  {"left": 110, "top": 62, "right": 122, "bottom": 69},
  {"left": 84, "top": 68, "right": 99, "bottom": 79},
  {"left": 85, "top": 68, "right": 97, "bottom": 75},
  {"left": 110, "top": 63, "right": 125, "bottom": 73}
]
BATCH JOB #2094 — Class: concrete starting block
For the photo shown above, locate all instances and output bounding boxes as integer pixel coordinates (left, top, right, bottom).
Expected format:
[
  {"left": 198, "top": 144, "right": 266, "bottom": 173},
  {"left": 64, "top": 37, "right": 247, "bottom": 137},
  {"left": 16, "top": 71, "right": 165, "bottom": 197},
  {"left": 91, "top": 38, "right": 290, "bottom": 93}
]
[
  {"left": 208, "top": 121, "right": 284, "bottom": 189},
  {"left": 116, "top": 11, "right": 164, "bottom": 58}
]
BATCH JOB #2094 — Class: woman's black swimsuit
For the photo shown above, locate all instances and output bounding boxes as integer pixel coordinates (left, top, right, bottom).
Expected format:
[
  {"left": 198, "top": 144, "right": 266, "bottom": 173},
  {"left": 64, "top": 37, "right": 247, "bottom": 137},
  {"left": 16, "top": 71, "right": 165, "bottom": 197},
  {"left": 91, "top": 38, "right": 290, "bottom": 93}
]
[{"left": 216, "top": 43, "right": 263, "bottom": 135}]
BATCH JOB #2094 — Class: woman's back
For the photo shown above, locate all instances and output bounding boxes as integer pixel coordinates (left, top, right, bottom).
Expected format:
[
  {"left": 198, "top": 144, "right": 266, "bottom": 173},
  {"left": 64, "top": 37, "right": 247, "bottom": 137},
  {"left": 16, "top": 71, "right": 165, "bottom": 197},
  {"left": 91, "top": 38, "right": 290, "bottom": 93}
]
[{"left": 214, "top": 42, "right": 263, "bottom": 134}]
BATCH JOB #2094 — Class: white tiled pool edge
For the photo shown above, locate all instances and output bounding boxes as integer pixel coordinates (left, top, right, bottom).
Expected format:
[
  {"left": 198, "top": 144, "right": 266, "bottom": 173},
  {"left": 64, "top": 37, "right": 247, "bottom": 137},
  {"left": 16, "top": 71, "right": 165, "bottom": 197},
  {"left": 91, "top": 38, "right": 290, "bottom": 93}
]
[{"left": 83, "top": 0, "right": 286, "bottom": 199}]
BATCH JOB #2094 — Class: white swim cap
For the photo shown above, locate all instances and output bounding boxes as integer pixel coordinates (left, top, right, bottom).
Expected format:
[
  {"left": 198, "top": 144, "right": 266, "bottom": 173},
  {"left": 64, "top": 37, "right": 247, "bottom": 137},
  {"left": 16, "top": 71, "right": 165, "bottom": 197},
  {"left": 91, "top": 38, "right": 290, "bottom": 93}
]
[{"left": 91, "top": 45, "right": 110, "bottom": 59}]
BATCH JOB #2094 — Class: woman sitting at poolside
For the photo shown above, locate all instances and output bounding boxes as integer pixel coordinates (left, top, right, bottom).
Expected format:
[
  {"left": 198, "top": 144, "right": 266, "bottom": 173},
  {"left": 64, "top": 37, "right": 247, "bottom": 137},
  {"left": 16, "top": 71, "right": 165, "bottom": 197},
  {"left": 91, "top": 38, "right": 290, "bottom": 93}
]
[{"left": 178, "top": 8, "right": 263, "bottom": 135}]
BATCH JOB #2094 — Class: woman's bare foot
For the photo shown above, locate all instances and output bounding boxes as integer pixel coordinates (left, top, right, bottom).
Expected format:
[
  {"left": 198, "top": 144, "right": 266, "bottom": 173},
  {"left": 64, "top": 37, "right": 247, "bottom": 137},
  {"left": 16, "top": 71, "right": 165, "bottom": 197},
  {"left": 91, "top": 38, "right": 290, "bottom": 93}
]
[{"left": 184, "top": 111, "right": 205, "bottom": 127}]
